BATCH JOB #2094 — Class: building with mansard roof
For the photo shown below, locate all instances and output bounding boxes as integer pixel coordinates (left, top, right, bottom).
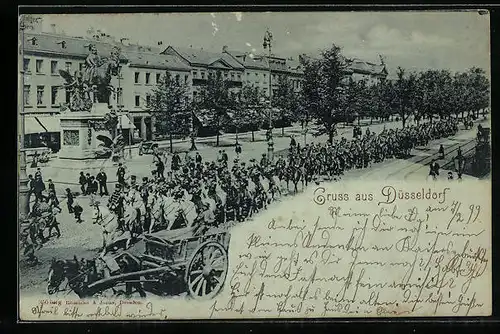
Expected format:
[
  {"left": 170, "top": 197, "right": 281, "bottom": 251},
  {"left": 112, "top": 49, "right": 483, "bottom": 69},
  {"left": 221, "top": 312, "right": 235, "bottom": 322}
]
[
  {"left": 161, "top": 45, "right": 245, "bottom": 102},
  {"left": 20, "top": 31, "right": 192, "bottom": 148}
]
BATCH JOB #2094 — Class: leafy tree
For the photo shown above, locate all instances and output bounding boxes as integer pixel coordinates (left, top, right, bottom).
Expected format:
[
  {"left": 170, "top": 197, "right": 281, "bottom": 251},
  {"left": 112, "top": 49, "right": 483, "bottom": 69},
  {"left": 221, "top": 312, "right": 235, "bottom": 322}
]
[
  {"left": 196, "top": 72, "right": 232, "bottom": 146},
  {"left": 393, "top": 67, "right": 418, "bottom": 128},
  {"left": 147, "top": 71, "right": 190, "bottom": 153},
  {"left": 273, "top": 75, "right": 300, "bottom": 135},
  {"left": 466, "top": 67, "right": 490, "bottom": 119},
  {"left": 299, "top": 45, "right": 350, "bottom": 143},
  {"left": 232, "top": 85, "right": 265, "bottom": 142}
]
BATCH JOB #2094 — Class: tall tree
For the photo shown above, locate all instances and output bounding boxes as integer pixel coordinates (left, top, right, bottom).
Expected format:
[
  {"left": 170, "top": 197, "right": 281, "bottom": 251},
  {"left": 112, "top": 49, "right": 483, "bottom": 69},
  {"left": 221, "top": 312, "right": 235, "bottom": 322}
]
[
  {"left": 300, "top": 45, "right": 350, "bottom": 143},
  {"left": 393, "top": 67, "right": 418, "bottom": 128},
  {"left": 466, "top": 67, "right": 490, "bottom": 119},
  {"left": 147, "top": 71, "right": 190, "bottom": 153},
  {"left": 197, "top": 72, "right": 232, "bottom": 146},
  {"left": 234, "top": 85, "right": 265, "bottom": 142},
  {"left": 273, "top": 75, "right": 299, "bottom": 135}
]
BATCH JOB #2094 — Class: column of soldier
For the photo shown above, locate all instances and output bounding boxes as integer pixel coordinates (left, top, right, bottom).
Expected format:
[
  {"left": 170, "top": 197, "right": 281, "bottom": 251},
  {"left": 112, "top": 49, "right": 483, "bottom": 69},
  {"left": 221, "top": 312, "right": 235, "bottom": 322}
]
[
  {"left": 104, "top": 118, "right": 460, "bottom": 231},
  {"left": 20, "top": 118, "right": 460, "bottom": 266}
]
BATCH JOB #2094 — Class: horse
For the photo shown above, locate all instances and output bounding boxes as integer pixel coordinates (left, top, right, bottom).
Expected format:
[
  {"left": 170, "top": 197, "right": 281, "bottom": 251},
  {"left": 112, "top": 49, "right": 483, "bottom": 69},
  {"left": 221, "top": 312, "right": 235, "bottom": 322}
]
[
  {"left": 47, "top": 256, "right": 97, "bottom": 298},
  {"left": 91, "top": 204, "right": 134, "bottom": 256},
  {"left": 89, "top": 55, "right": 120, "bottom": 104}
]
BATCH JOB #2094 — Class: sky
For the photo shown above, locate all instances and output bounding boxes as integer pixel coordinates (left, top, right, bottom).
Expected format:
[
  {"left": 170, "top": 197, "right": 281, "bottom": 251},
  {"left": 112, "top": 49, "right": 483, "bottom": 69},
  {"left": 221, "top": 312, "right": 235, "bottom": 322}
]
[{"left": 30, "top": 11, "right": 490, "bottom": 78}]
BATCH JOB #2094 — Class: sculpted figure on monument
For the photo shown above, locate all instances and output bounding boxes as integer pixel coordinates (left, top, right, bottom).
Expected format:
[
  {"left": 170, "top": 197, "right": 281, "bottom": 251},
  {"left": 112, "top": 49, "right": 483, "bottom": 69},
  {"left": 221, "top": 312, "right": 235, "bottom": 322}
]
[{"left": 59, "top": 44, "right": 121, "bottom": 109}]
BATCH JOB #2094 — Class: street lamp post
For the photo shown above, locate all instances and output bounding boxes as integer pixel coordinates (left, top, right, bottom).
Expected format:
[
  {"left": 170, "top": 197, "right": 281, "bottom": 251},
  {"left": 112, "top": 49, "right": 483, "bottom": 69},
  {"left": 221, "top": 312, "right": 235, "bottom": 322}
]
[
  {"left": 18, "top": 17, "right": 30, "bottom": 219},
  {"left": 263, "top": 28, "right": 274, "bottom": 162}
]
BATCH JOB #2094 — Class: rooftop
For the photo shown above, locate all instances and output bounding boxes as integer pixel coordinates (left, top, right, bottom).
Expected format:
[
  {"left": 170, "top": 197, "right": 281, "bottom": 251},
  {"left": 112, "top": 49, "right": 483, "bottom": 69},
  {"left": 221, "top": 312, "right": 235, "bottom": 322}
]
[
  {"left": 165, "top": 46, "right": 245, "bottom": 70},
  {"left": 23, "top": 31, "right": 128, "bottom": 61},
  {"left": 123, "top": 50, "right": 191, "bottom": 71}
]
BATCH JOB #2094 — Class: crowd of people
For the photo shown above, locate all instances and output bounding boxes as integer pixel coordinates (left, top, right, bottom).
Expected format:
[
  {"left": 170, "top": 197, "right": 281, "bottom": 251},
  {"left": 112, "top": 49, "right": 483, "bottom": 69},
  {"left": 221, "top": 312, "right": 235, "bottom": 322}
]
[{"left": 20, "top": 118, "right": 463, "bottom": 266}]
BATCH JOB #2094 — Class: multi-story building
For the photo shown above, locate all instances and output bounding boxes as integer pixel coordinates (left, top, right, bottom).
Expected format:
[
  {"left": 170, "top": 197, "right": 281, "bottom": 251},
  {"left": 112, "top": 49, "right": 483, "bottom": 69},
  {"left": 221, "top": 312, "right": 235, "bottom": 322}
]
[
  {"left": 120, "top": 48, "right": 191, "bottom": 141},
  {"left": 161, "top": 46, "right": 245, "bottom": 102},
  {"left": 222, "top": 47, "right": 271, "bottom": 97},
  {"left": 21, "top": 31, "right": 129, "bottom": 148},
  {"left": 346, "top": 58, "right": 388, "bottom": 84},
  {"left": 21, "top": 30, "right": 386, "bottom": 150}
]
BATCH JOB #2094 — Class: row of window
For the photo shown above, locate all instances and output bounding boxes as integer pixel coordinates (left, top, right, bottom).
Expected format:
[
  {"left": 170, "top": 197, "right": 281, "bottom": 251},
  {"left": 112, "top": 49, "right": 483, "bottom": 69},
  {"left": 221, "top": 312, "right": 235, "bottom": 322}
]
[
  {"left": 23, "top": 58, "right": 83, "bottom": 75},
  {"left": 23, "top": 84, "right": 125, "bottom": 107},
  {"left": 134, "top": 72, "right": 189, "bottom": 85},
  {"left": 191, "top": 70, "right": 242, "bottom": 81},
  {"left": 23, "top": 84, "right": 65, "bottom": 106}
]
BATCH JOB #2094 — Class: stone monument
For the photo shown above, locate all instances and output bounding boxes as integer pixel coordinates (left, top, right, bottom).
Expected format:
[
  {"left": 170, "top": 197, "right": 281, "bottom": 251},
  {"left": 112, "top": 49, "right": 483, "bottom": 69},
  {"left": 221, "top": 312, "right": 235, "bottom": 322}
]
[{"left": 55, "top": 44, "right": 123, "bottom": 171}]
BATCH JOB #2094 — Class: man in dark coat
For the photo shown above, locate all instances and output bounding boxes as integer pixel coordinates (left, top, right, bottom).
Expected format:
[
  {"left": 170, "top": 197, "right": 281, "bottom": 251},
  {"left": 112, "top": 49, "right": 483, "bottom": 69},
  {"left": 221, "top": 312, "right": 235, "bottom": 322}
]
[
  {"left": 96, "top": 169, "right": 109, "bottom": 196},
  {"left": 85, "top": 173, "right": 92, "bottom": 195},
  {"left": 79, "top": 171, "right": 86, "bottom": 195},
  {"left": 65, "top": 188, "right": 74, "bottom": 214}
]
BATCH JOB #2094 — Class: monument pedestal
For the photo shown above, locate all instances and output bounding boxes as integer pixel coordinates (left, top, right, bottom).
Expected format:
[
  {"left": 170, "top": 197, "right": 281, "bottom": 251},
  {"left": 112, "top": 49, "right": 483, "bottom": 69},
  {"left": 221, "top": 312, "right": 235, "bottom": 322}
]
[{"left": 47, "top": 103, "right": 122, "bottom": 186}]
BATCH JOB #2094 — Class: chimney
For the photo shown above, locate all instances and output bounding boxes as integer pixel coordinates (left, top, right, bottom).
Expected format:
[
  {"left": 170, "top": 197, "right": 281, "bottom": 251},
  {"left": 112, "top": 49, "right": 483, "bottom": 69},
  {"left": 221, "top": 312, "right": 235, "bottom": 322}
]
[
  {"left": 222, "top": 45, "right": 228, "bottom": 52},
  {"left": 157, "top": 41, "right": 163, "bottom": 46}
]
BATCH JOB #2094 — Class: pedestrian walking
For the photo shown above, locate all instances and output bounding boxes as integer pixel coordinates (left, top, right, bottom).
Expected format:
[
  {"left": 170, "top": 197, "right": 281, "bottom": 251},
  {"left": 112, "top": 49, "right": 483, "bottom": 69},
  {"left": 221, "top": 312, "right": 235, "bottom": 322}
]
[
  {"left": 85, "top": 173, "right": 92, "bottom": 195},
  {"left": 438, "top": 144, "right": 445, "bottom": 159},
  {"left": 96, "top": 169, "right": 109, "bottom": 196},
  {"left": 195, "top": 152, "right": 202, "bottom": 165},
  {"left": 79, "top": 171, "right": 86, "bottom": 195},
  {"left": 65, "top": 188, "right": 74, "bottom": 214}
]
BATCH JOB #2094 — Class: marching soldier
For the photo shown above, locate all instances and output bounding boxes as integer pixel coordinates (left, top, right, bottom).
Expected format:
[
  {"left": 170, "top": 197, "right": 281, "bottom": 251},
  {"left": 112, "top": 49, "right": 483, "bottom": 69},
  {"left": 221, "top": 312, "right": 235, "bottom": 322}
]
[{"left": 117, "top": 163, "right": 126, "bottom": 186}]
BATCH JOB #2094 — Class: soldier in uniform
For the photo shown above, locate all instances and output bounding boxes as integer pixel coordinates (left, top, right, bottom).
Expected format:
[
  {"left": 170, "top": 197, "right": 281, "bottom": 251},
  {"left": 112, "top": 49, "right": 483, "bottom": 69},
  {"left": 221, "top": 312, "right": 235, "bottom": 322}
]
[{"left": 117, "top": 163, "right": 126, "bottom": 186}]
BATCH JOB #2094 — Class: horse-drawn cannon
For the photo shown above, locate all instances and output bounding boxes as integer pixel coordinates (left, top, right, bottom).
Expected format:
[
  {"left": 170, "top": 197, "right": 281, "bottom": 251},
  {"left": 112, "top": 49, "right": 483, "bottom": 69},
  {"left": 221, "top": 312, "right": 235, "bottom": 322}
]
[{"left": 47, "top": 226, "right": 230, "bottom": 300}]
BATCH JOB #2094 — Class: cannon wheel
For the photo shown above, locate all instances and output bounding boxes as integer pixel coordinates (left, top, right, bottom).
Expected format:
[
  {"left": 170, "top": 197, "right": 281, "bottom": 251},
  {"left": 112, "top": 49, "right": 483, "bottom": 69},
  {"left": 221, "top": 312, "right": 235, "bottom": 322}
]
[{"left": 184, "top": 241, "right": 228, "bottom": 300}]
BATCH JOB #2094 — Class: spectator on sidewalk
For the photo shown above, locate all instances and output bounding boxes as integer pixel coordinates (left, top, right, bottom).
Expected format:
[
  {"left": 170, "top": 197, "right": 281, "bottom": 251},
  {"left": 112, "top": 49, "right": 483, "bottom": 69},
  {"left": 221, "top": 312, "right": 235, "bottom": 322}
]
[
  {"left": 79, "top": 172, "right": 86, "bottom": 195},
  {"left": 33, "top": 174, "right": 46, "bottom": 203},
  {"left": 90, "top": 176, "right": 99, "bottom": 195},
  {"left": 47, "top": 179, "right": 56, "bottom": 196},
  {"left": 195, "top": 152, "right": 202, "bottom": 165},
  {"left": 96, "top": 169, "right": 109, "bottom": 196},
  {"left": 65, "top": 188, "right": 74, "bottom": 214},
  {"left": 85, "top": 173, "right": 92, "bottom": 195},
  {"left": 438, "top": 144, "right": 445, "bottom": 159}
]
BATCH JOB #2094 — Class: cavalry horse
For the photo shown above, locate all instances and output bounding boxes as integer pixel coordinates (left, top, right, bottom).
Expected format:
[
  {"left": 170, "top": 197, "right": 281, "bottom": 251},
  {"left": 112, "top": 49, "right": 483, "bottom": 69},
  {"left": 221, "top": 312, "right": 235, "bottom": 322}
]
[
  {"left": 91, "top": 203, "right": 137, "bottom": 256},
  {"left": 147, "top": 193, "right": 198, "bottom": 233}
]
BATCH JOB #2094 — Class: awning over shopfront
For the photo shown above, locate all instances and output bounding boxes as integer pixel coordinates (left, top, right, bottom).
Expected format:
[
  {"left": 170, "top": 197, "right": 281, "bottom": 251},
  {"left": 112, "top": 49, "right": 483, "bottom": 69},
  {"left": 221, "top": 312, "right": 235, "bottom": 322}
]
[
  {"left": 36, "top": 116, "right": 60, "bottom": 132},
  {"left": 24, "top": 117, "right": 45, "bottom": 134},
  {"left": 119, "top": 114, "right": 136, "bottom": 129},
  {"left": 24, "top": 116, "right": 59, "bottom": 134}
]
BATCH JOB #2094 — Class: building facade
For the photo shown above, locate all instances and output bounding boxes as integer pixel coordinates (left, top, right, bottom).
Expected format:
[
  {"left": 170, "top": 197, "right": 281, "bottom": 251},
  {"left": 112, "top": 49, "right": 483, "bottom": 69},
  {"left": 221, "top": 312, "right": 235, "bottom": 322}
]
[{"left": 21, "top": 30, "right": 387, "bottom": 150}]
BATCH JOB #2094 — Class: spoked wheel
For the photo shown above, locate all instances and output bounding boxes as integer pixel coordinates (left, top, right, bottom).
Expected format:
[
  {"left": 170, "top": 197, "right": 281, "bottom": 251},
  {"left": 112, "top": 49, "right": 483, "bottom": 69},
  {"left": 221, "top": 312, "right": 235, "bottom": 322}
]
[{"left": 185, "top": 241, "right": 228, "bottom": 300}]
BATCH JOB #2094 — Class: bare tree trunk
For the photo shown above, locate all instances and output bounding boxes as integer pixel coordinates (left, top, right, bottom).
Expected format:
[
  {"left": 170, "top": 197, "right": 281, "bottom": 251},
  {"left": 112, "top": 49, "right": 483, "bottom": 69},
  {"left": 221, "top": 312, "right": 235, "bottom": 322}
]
[
  {"left": 281, "top": 124, "right": 285, "bottom": 136},
  {"left": 251, "top": 130, "right": 255, "bottom": 142},
  {"left": 235, "top": 127, "right": 239, "bottom": 144},
  {"left": 216, "top": 118, "right": 220, "bottom": 146},
  {"left": 328, "top": 126, "right": 335, "bottom": 144},
  {"left": 169, "top": 133, "right": 173, "bottom": 153}
]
